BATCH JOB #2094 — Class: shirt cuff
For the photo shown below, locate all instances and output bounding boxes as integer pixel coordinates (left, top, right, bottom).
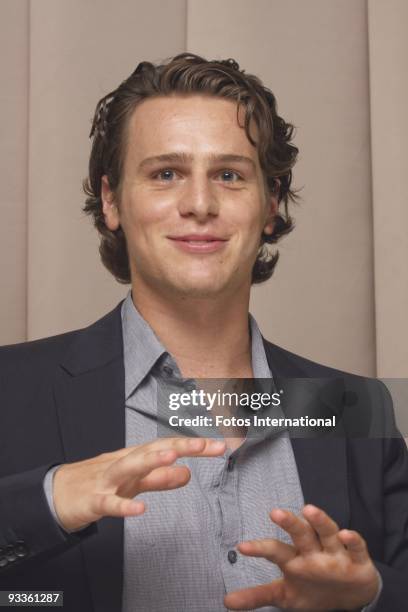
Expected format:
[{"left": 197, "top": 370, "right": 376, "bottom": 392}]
[
  {"left": 43, "top": 464, "right": 91, "bottom": 534},
  {"left": 361, "top": 570, "right": 383, "bottom": 611}
]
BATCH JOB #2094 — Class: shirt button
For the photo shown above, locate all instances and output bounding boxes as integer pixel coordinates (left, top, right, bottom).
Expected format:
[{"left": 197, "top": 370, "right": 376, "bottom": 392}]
[
  {"left": 0, "top": 548, "right": 7, "bottom": 568},
  {"left": 228, "top": 550, "right": 238, "bottom": 564},
  {"left": 5, "top": 545, "right": 17, "bottom": 563},
  {"left": 227, "top": 456, "right": 235, "bottom": 471},
  {"left": 162, "top": 365, "right": 174, "bottom": 377},
  {"left": 14, "top": 541, "right": 28, "bottom": 558}
]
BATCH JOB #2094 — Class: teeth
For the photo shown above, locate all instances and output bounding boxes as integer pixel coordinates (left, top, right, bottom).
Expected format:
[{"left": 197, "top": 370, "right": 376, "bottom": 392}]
[{"left": 186, "top": 240, "right": 213, "bottom": 244}]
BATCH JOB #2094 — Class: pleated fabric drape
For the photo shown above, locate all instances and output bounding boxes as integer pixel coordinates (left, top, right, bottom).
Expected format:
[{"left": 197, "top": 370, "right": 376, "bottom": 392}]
[{"left": 368, "top": 0, "right": 408, "bottom": 378}]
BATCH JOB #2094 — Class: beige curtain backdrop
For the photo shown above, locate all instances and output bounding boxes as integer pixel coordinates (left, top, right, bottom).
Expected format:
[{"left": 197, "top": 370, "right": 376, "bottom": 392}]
[
  {"left": 1, "top": 0, "right": 407, "bottom": 380},
  {"left": 368, "top": 0, "right": 408, "bottom": 378}
]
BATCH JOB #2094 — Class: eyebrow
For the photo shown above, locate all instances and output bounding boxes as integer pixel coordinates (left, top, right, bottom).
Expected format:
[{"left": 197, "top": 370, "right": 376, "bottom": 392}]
[{"left": 139, "top": 152, "right": 256, "bottom": 171}]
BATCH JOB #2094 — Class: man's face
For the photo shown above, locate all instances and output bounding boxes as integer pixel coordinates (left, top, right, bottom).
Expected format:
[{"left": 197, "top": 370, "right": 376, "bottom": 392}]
[{"left": 102, "top": 94, "right": 277, "bottom": 299}]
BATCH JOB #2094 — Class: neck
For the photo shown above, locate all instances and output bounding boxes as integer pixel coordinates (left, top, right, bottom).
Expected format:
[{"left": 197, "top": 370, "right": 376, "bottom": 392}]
[{"left": 130, "top": 283, "right": 253, "bottom": 379}]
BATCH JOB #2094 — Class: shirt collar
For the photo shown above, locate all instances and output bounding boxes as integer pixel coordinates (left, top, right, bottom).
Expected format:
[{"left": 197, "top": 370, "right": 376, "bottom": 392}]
[
  {"left": 249, "top": 313, "right": 272, "bottom": 378},
  {"left": 121, "top": 290, "right": 273, "bottom": 399},
  {"left": 121, "top": 291, "right": 167, "bottom": 399}
]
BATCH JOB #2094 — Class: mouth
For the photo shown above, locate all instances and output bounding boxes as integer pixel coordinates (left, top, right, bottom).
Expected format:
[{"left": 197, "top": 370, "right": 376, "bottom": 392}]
[{"left": 167, "top": 234, "right": 229, "bottom": 253}]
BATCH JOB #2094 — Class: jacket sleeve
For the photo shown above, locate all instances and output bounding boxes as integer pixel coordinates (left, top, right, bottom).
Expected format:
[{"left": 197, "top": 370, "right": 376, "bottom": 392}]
[
  {"left": 0, "top": 336, "right": 98, "bottom": 576},
  {"left": 0, "top": 463, "right": 97, "bottom": 576},
  {"left": 372, "top": 433, "right": 408, "bottom": 611}
]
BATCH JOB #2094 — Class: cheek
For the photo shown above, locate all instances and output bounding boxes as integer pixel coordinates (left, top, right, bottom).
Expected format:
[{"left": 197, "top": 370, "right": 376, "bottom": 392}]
[
  {"left": 121, "top": 192, "right": 170, "bottom": 235},
  {"left": 231, "top": 201, "right": 265, "bottom": 244}
]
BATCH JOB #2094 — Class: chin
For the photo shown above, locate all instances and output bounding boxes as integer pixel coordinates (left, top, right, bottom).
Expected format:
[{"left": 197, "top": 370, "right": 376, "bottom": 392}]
[
  {"left": 165, "top": 274, "right": 231, "bottom": 299},
  {"left": 172, "top": 283, "right": 225, "bottom": 299}
]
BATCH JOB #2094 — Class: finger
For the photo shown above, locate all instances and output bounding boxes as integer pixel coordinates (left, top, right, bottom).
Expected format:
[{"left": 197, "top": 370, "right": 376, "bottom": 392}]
[
  {"left": 118, "top": 438, "right": 226, "bottom": 465},
  {"left": 109, "top": 437, "right": 225, "bottom": 484},
  {"left": 150, "top": 437, "right": 226, "bottom": 457},
  {"left": 90, "top": 493, "right": 146, "bottom": 520},
  {"left": 302, "top": 504, "right": 343, "bottom": 553},
  {"left": 137, "top": 465, "right": 191, "bottom": 492},
  {"left": 98, "top": 437, "right": 226, "bottom": 464},
  {"left": 224, "top": 579, "right": 284, "bottom": 610},
  {"left": 337, "top": 529, "right": 370, "bottom": 564},
  {"left": 76, "top": 447, "right": 139, "bottom": 471},
  {"left": 270, "top": 508, "right": 321, "bottom": 554},
  {"left": 122, "top": 437, "right": 225, "bottom": 463},
  {"left": 106, "top": 448, "right": 180, "bottom": 485},
  {"left": 237, "top": 539, "right": 296, "bottom": 567}
]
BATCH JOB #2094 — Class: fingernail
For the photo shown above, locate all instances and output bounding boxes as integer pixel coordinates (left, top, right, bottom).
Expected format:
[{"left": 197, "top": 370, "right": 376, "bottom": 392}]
[
  {"left": 209, "top": 440, "right": 226, "bottom": 449},
  {"left": 271, "top": 509, "right": 286, "bottom": 520}
]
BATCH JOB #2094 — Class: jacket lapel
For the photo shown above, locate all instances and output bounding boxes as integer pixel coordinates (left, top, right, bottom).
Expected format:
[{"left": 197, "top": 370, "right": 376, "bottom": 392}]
[
  {"left": 263, "top": 340, "right": 350, "bottom": 528},
  {"left": 53, "top": 302, "right": 126, "bottom": 612}
]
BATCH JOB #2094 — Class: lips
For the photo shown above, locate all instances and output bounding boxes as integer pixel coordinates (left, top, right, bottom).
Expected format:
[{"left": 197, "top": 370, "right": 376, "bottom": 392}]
[
  {"left": 168, "top": 234, "right": 228, "bottom": 242},
  {"left": 167, "top": 234, "right": 228, "bottom": 253}
]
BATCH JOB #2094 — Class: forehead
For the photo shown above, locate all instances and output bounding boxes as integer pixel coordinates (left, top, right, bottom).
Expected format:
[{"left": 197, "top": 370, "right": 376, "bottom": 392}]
[{"left": 124, "top": 94, "right": 259, "bottom": 163}]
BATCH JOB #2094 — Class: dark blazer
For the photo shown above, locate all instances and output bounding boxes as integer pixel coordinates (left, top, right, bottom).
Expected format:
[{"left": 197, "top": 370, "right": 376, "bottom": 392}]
[{"left": 0, "top": 301, "right": 407, "bottom": 611}]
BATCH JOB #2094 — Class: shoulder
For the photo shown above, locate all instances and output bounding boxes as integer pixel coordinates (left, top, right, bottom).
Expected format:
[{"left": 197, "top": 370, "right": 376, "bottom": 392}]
[
  {"left": 262, "top": 338, "right": 360, "bottom": 379},
  {"left": 0, "top": 301, "right": 124, "bottom": 380},
  {"left": 0, "top": 329, "right": 79, "bottom": 376},
  {"left": 263, "top": 337, "right": 386, "bottom": 401},
  {"left": 263, "top": 338, "right": 401, "bottom": 438}
]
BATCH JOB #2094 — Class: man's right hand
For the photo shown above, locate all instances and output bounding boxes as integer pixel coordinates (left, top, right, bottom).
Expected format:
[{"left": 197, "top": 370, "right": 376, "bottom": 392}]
[{"left": 53, "top": 437, "right": 226, "bottom": 531}]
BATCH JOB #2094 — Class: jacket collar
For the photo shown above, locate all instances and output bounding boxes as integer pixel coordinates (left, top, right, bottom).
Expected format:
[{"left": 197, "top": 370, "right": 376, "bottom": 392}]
[
  {"left": 59, "top": 301, "right": 124, "bottom": 376},
  {"left": 263, "top": 338, "right": 349, "bottom": 528}
]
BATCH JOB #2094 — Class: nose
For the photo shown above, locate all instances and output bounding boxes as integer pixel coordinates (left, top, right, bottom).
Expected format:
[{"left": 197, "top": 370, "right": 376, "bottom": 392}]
[{"left": 177, "top": 172, "right": 219, "bottom": 222}]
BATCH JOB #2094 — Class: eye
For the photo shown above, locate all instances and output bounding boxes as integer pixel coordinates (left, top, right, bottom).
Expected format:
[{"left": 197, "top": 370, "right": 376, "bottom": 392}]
[
  {"left": 218, "top": 169, "right": 242, "bottom": 182},
  {"left": 154, "top": 169, "right": 177, "bottom": 181}
]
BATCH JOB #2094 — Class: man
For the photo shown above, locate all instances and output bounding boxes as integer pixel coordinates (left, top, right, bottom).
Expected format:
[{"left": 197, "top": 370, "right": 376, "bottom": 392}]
[{"left": 0, "top": 54, "right": 407, "bottom": 611}]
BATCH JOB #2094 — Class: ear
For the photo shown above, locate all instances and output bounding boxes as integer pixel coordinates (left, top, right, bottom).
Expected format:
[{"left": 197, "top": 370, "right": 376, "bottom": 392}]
[
  {"left": 263, "top": 180, "right": 280, "bottom": 236},
  {"left": 101, "top": 175, "right": 120, "bottom": 231}
]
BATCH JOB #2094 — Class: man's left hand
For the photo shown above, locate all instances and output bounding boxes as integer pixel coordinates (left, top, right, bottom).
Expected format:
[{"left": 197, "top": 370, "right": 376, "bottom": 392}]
[{"left": 224, "top": 504, "right": 379, "bottom": 611}]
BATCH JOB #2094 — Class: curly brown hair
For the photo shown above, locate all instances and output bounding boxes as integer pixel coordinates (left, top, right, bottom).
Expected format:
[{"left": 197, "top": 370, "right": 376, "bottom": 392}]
[{"left": 83, "top": 53, "right": 299, "bottom": 284}]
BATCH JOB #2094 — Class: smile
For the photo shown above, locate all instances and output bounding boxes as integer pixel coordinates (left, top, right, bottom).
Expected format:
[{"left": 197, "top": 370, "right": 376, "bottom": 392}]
[{"left": 167, "top": 234, "right": 228, "bottom": 254}]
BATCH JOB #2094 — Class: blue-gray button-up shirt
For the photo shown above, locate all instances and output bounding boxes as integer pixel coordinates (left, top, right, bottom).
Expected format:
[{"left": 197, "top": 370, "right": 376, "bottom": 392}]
[{"left": 121, "top": 292, "right": 304, "bottom": 612}]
